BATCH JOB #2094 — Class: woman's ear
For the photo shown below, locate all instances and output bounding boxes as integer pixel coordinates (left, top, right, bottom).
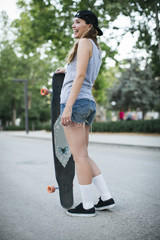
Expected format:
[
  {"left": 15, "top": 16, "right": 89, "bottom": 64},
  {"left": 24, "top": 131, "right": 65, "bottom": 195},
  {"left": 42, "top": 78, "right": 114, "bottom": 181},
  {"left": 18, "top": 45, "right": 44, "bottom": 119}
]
[{"left": 88, "top": 24, "right": 92, "bottom": 29}]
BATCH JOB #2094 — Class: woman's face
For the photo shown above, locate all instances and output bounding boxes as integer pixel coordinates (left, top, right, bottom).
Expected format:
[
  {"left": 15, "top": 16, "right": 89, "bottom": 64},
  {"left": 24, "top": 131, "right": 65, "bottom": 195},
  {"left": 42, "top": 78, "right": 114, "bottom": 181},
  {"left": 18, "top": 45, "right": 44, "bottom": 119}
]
[{"left": 72, "top": 18, "right": 91, "bottom": 39}]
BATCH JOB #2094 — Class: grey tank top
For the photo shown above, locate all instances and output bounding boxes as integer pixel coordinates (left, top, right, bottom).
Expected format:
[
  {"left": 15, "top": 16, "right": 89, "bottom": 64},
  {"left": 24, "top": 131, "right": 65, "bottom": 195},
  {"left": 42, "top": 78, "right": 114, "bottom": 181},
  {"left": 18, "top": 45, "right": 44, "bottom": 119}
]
[{"left": 60, "top": 39, "right": 102, "bottom": 104}]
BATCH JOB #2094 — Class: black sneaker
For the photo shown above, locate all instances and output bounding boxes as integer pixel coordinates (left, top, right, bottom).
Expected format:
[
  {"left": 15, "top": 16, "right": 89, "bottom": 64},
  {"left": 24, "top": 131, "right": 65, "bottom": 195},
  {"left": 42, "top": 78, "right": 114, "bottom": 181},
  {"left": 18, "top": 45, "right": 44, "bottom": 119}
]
[
  {"left": 67, "top": 203, "right": 96, "bottom": 217},
  {"left": 94, "top": 197, "right": 115, "bottom": 211}
]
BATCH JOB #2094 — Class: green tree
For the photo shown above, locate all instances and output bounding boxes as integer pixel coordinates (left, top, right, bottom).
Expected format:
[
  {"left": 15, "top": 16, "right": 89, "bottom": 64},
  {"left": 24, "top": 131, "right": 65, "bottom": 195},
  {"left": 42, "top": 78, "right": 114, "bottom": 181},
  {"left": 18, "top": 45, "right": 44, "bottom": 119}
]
[
  {"left": 102, "top": 0, "right": 160, "bottom": 77},
  {"left": 0, "top": 12, "right": 23, "bottom": 126},
  {"left": 0, "top": 11, "right": 52, "bottom": 128},
  {"left": 109, "top": 60, "right": 156, "bottom": 118}
]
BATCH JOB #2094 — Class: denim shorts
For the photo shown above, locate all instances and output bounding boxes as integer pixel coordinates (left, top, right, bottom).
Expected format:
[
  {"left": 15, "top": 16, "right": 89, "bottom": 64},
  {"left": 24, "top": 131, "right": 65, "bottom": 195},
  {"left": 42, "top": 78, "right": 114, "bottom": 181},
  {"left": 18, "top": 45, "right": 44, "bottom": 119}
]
[{"left": 60, "top": 99, "right": 96, "bottom": 126}]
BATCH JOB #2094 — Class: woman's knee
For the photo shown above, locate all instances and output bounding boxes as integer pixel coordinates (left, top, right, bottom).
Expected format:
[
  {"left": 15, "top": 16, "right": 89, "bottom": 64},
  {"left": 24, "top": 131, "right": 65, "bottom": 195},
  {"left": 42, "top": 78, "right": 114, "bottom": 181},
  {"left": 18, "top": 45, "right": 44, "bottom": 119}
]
[{"left": 72, "top": 154, "right": 88, "bottom": 164}]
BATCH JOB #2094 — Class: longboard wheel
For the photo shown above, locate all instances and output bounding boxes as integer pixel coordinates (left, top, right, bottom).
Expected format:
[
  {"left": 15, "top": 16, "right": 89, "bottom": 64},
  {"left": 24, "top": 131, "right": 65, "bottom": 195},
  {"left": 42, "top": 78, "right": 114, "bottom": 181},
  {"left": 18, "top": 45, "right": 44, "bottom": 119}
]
[
  {"left": 40, "top": 88, "right": 49, "bottom": 96},
  {"left": 47, "top": 185, "right": 56, "bottom": 193}
]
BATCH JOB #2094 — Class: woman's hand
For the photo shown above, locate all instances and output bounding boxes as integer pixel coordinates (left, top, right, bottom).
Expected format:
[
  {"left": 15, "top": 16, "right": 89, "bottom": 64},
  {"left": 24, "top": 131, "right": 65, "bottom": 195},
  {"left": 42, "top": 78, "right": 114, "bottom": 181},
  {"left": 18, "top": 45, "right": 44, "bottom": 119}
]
[
  {"left": 61, "top": 106, "right": 72, "bottom": 126},
  {"left": 55, "top": 68, "right": 65, "bottom": 74}
]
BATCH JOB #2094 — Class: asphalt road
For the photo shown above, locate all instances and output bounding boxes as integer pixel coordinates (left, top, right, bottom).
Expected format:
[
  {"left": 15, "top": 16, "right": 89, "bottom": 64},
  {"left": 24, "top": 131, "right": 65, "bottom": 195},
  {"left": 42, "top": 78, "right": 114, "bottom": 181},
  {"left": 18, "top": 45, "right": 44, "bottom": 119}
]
[{"left": 0, "top": 133, "right": 160, "bottom": 240}]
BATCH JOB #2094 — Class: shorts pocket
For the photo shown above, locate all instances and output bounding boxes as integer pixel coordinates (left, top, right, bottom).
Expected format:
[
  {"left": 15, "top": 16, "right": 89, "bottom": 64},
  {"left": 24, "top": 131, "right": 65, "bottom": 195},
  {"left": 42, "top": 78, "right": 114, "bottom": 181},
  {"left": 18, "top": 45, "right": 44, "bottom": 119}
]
[{"left": 73, "top": 104, "right": 91, "bottom": 118}]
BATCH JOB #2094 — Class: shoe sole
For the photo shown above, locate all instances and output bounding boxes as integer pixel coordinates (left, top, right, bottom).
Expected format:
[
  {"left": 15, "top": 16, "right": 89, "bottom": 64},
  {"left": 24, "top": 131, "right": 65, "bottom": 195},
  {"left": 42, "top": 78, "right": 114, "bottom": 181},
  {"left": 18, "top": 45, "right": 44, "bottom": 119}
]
[
  {"left": 95, "top": 204, "right": 115, "bottom": 211},
  {"left": 66, "top": 211, "right": 96, "bottom": 217}
]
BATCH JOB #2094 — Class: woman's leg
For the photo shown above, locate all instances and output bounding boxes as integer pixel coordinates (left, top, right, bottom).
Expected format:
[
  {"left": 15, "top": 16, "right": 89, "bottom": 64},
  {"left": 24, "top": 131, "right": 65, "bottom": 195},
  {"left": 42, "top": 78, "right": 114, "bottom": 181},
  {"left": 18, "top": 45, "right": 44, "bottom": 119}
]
[
  {"left": 63, "top": 123, "right": 101, "bottom": 183},
  {"left": 63, "top": 122, "right": 92, "bottom": 185},
  {"left": 85, "top": 125, "right": 113, "bottom": 202},
  {"left": 63, "top": 123, "right": 94, "bottom": 211},
  {"left": 85, "top": 125, "right": 101, "bottom": 177}
]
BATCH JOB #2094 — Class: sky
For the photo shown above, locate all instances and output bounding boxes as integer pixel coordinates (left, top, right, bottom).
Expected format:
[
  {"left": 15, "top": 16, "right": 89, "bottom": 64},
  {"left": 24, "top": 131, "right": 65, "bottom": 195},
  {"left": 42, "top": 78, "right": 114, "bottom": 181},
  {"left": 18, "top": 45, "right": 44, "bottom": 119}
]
[
  {"left": 0, "top": 0, "right": 146, "bottom": 63},
  {"left": 0, "top": 0, "right": 21, "bottom": 20}
]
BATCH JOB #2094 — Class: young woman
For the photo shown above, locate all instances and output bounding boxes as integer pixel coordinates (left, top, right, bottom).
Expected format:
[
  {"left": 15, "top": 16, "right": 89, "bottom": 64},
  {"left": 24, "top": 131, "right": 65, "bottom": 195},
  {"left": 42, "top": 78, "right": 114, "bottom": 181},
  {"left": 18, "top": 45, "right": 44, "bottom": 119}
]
[{"left": 56, "top": 10, "right": 115, "bottom": 217}]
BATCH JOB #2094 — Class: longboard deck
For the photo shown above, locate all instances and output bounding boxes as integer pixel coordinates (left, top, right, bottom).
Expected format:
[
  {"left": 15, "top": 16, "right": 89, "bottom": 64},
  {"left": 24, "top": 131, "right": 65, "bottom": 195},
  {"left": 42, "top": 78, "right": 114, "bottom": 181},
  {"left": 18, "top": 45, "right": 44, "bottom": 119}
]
[{"left": 51, "top": 73, "right": 75, "bottom": 209}]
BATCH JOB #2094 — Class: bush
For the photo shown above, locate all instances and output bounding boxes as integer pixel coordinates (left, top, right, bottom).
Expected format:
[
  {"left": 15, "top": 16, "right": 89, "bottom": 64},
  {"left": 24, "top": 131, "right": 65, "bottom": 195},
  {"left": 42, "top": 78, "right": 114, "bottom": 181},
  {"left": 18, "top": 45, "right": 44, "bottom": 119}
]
[
  {"left": 92, "top": 119, "right": 160, "bottom": 133},
  {"left": 4, "top": 122, "right": 52, "bottom": 131},
  {"left": 4, "top": 125, "right": 25, "bottom": 131},
  {"left": 4, "top": 119, "right": 160, "bottom": 133}
]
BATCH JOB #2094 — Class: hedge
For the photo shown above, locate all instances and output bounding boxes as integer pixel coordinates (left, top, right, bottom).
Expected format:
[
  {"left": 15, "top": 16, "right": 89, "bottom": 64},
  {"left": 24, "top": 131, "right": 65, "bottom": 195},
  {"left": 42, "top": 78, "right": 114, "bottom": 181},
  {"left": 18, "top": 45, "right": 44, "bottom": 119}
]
[
  {"left": 92, "top": 119, "right": 160, "bottom": 133},
  {"left": 4, "top": 119, "right": 160, "bottom": 133},
  {"left": 4, "top": 123, "right": 51, "bottom": 131}
]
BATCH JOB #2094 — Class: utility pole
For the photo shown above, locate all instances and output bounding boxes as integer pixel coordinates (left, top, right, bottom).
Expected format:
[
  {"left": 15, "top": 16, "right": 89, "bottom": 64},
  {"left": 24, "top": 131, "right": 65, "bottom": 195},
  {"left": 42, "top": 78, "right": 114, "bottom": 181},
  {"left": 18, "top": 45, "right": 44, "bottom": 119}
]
[
  {"left": 13, "top": 79, "right": 29, "bottom": 134},
  {"left": 155, "top": 2, "right": 160, "bottom": 61}
]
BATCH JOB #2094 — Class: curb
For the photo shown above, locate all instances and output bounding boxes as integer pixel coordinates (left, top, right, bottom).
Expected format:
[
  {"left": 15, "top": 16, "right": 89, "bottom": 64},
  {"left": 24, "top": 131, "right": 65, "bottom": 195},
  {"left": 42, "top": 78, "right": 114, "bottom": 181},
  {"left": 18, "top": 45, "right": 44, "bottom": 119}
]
[
  {"left": 4, "top": 132, "right": 160, "bottom": 150},
  {"left": 89, "top": 141, "right": 160, "bottom": 150}
]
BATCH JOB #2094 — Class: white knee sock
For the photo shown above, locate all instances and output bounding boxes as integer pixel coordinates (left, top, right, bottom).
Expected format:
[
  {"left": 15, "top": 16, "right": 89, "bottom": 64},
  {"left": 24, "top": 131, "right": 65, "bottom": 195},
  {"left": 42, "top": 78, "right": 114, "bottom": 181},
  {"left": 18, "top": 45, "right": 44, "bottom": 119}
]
[
  {"left": 92, "top": 174, "right": 112, "bottom": 201},
  {"left": 79, "top": 184, "right": 94, "bottom": 210}
]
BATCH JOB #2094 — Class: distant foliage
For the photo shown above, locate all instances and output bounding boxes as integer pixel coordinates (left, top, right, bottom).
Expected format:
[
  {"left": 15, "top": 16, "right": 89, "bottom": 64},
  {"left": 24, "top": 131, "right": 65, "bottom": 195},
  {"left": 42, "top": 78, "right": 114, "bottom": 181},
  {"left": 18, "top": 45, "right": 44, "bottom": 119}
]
[
  {"left": 92, "top": 119, "right": 160, "bottom": 133},
  {"left": 109, "top": 60, "right": 160, "bottom": 117}
]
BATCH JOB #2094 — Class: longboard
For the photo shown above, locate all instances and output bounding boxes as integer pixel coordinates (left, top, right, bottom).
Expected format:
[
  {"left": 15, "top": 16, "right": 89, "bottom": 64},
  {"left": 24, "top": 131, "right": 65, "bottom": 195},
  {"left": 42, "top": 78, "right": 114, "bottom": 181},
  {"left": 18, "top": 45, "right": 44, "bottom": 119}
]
[{"left": 41, "top": 73, "right": 75, "bottom": 209}]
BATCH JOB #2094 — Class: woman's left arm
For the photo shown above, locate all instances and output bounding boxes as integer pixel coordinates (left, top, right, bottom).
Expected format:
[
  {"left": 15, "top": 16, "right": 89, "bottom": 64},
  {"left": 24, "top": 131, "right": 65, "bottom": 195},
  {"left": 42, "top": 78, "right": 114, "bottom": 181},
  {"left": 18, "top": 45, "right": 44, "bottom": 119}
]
[{"left": 61, "top": 38, "right": 91, "bottom": 125}]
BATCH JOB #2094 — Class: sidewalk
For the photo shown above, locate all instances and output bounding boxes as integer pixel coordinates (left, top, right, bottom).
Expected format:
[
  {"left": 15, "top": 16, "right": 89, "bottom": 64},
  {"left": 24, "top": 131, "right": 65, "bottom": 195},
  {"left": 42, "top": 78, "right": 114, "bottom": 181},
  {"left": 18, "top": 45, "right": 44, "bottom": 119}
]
[{"left": 2, "top": 130, "right": 160, "bottom": 149}]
